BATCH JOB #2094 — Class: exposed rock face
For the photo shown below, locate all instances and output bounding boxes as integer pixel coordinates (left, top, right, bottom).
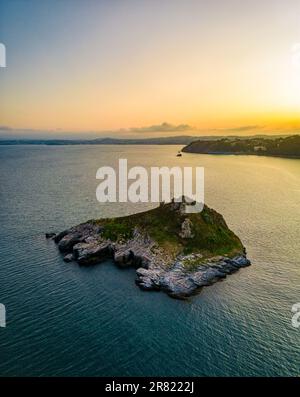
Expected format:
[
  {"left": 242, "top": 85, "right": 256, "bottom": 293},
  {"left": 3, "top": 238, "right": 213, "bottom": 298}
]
[
  {"left": 73, "top": 241, "right": 113, "bottom": 265},
  {"left": 48, "top": 201, "right": 251, "bottom": 299},
  {"left": 136, "top": 254, "right": 250, "bottom": 299},
  {"left": 58, "top": 233, "right": 82, "bottom": 253},
  {"left": 179, "top": 218, "right": 194, "bottom": 239},
  {"left": 45, "top": 232, "right": 56, "bottom": 239},
  {"left": 63, "top": 253, "right": 73, "bottom": 263}
]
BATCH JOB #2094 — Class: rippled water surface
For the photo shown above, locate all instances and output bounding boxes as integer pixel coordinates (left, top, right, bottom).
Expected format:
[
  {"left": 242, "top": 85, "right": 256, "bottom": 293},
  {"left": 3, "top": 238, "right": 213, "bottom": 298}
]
[{"left": 0, "top": 145, "right": 300, "bottom": 376}]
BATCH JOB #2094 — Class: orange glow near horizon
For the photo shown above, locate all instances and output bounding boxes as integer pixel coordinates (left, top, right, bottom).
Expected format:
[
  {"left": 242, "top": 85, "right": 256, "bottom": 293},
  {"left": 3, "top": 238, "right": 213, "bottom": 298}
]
[{"left": 1, "top": 1, "right": 300, "bottom": 137}]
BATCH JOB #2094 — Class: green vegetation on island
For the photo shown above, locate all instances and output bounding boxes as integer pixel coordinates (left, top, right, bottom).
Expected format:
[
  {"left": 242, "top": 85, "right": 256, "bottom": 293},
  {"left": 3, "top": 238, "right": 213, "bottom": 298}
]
[{"left": 95, "top": 202, "right": 243, "bottom": 261}]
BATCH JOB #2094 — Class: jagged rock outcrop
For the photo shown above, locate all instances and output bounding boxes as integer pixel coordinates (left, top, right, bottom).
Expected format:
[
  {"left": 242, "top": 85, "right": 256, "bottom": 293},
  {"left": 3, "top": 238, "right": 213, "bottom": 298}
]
[{"left": 179, "top": 218, "right": 194, "bottom": 239}]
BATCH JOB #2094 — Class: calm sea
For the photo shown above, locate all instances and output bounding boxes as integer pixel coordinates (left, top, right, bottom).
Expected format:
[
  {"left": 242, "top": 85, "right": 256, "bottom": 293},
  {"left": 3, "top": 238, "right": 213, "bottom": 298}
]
[{"left": 0, "top": 145, "right": 300, "bottom": 376}]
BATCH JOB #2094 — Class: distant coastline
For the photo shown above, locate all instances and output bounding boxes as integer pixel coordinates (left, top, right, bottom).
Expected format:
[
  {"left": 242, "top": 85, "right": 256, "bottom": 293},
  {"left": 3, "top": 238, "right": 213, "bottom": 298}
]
[
  {"left": 0, "top": 134, "right": 293, "bottom": 146},
  {"left": 182, "top": 135, "right": 300, "bottom": 159}
]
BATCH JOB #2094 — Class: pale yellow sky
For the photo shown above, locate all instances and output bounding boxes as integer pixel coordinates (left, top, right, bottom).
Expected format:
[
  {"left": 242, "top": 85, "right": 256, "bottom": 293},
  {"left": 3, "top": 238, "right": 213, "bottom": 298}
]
[{"left": 1, "top": 0, "right": 300, "bottom": 137}]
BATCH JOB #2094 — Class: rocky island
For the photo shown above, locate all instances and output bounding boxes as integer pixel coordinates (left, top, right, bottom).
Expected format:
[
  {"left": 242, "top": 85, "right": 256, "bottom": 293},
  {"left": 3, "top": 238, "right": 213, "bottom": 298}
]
[{"left": 47, "top": 198, "right": 250, "bottom": 299}]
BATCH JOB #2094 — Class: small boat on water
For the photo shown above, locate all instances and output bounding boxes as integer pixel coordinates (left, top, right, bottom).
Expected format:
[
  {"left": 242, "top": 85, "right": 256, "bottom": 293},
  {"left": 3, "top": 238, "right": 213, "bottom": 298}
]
[{"left": 176, "top": 151, "right": 182, "bottom": 157}]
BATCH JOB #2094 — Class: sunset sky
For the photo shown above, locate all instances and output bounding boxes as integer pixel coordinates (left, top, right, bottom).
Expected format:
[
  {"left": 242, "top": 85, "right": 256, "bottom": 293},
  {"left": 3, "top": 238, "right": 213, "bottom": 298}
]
[{"left": 1, "top": 0, "right": 300, "bottom": 138}]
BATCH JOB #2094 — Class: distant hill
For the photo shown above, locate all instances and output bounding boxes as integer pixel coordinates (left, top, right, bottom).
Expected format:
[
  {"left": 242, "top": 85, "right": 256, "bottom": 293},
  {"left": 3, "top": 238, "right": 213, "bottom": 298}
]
[
  {"left": 92, "top": 136, "right": 199, "bottom": 145},
  {"left": 0, "top": 136, "right": 199, "bottom": 145},
  {"left": 0, "top": 134, "right": 292, "bottom": 146},
  {"left": 182, "top": 135, "right": 300, "bottom": 158}
]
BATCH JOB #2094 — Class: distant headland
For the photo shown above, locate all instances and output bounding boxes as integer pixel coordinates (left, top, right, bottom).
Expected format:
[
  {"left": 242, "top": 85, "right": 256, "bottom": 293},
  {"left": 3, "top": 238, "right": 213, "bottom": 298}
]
[{"left": 182, "top": 135, "right": 300, "bottom": 159}]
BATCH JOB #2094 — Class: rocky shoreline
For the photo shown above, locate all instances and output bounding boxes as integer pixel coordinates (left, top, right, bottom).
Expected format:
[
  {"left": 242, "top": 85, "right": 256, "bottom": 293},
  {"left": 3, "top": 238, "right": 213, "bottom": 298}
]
[{"left": 47, "top": 200, "right": 251, "bottom": 299}]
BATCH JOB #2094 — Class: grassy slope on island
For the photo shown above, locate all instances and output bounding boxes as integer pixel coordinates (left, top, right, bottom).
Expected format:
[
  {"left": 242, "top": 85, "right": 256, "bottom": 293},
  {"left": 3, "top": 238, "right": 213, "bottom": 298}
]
[
  {"left": 90, "top": 202, "right": 244, "bottom": 262},
  {"left": 182, "top": 135, "right": 300, "bottom": 158}
]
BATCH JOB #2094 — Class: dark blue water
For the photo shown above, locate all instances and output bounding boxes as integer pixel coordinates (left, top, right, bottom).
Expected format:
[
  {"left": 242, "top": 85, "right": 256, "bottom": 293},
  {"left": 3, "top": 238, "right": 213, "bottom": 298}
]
[{"left": 0, "top": 145, "right": 300, "bottom": 376}]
